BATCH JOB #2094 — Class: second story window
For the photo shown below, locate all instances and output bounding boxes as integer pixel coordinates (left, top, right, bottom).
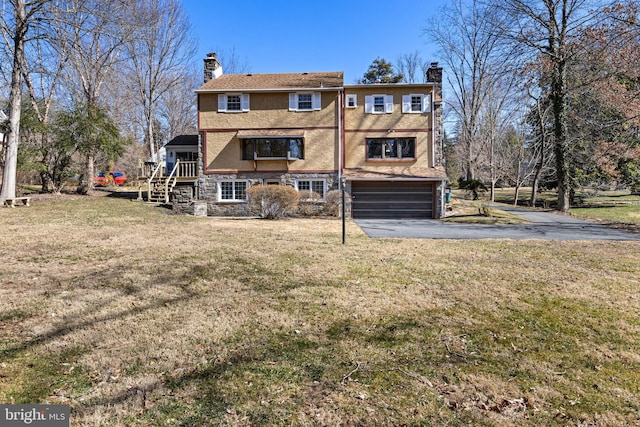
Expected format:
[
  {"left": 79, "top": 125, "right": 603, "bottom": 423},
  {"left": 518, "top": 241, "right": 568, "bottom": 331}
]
[
  {"left": 402, "top": 94, "right": 431, "bottom": 113},
  {"left": 365, "top": 95, "right": 393, "bottom": 114},
  {"left": 298, "top": 94, "right": 312, "bottom": 110},
  {"left": 366, "top": 138, "right": 416, "bottom": 160},
  {"left": 218, "top": 94, "right": 250, "bottom": 112},
  {"left": 227, "top": 95, "right": 241, "bottom": 111},
  {"left": 374, "top": 96, "right": 385, "bottom": 112},
  {"left": 289, "top": 93, "right": 321, "bottom": 111},
  {"left": 411, "top": 96, "right": 422, "bottom": 111}
]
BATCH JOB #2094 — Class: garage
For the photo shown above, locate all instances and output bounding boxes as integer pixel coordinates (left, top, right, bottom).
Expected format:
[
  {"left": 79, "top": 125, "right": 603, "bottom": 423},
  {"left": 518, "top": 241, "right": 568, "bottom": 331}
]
[{"left": 350, "top": 181, "right": 434, "bottom": 219}]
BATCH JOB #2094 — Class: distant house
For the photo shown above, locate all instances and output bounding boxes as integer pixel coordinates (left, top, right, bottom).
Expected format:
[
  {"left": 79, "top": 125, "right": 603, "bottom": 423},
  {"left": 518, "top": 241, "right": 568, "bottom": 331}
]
[
  {"left": 165, "top": 134, "right": 198, "bottom": 173},
  {"left": 141, "top": 54, "right": 447, "bottom": 218}
]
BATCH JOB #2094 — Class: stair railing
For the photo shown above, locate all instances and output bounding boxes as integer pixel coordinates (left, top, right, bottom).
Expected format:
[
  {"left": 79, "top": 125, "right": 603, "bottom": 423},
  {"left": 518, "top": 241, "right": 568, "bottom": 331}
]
[
  {"left": 147, "top": 162, "right": 164, "bottom": 202},
  {"left": 164, "top": 160, "right": 180, "bottom": 203}
]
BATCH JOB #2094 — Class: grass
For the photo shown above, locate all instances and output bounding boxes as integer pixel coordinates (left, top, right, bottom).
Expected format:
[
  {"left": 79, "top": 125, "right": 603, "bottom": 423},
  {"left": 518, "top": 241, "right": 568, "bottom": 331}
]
[
  {"left": 1, "top": 192, "right": 640, "bottom": 425},
  {"left": 461, "top": 187, "right": 640, "bottom": 228},
  {"left": 442, "top": 199, "right": 530, "bottom": 224}
]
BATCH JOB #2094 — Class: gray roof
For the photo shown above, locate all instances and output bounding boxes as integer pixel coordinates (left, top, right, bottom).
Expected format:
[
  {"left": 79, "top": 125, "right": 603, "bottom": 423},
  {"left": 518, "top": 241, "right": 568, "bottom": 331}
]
[{"left": 165, "top": 135, "right": 197, "bottom": 147}]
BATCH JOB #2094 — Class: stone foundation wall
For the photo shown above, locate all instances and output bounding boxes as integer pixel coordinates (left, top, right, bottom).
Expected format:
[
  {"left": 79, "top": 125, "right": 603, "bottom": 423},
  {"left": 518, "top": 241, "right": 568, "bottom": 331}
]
[
  {"left": 174, "top": 172, "right": 340, "bottom": 217},
  {"left": 171, "top": 185, "right": 195, "bottom": 214}
]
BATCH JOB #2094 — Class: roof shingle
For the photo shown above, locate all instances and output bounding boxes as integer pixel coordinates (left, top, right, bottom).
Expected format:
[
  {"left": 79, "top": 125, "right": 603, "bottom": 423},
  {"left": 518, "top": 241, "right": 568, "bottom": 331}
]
[{"left": 197, "top": 72, "right": 344, "bottom": 91}]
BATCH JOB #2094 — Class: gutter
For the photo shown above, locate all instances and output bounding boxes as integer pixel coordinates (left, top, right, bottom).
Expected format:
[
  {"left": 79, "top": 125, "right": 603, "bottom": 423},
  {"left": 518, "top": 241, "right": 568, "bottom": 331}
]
[{"left": 195, "top": 87, "right": 345, "bottom": 94}]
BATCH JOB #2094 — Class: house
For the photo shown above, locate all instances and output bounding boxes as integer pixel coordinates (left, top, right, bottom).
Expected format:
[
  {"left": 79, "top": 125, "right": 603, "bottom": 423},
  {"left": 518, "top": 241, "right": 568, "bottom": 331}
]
[
  {"left": 165, "top": 134, "right": 198, "bottom": 173},
  {"left": 342, "top": 77, "right": 447, "bottom": 218},
  {"left": 143, "top": 53, "right": 447, "bottom": 218}
]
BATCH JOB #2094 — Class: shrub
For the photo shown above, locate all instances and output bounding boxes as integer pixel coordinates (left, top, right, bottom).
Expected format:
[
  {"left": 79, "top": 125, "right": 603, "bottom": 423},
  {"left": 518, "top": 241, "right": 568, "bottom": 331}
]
[
  {"left": 459, "top": 179, "right": 487, "bottom": 200},
  {"left": 297, "top": 190, "right": 322, "bottom": 216},
  {"left": 247, "top": 185, "right": 299, "bottom": 219},
  {"left": 323, "top": 190, "right": 343, "bottom": 216}
]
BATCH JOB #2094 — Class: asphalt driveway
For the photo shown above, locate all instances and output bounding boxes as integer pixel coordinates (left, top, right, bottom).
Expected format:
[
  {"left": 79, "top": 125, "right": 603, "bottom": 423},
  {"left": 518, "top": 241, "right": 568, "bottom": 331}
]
[{"left": 354, "top": 206, "right": 640, "bottom": 240}]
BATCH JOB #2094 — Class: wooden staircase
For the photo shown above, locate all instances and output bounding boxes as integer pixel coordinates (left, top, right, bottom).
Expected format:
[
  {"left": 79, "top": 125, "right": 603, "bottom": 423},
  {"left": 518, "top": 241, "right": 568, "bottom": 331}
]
[
  {"left": 137, "top": 160, "right": 197, "bottom": 204},
  {"left": 147, "top": 176, "right": 176, "bottom": 204}
]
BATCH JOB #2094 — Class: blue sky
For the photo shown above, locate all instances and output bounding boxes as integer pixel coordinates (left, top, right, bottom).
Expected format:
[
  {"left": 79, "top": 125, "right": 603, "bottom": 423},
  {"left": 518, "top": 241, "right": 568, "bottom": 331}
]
[{"left": 181, "top": 0, "right": 448, "bottom": 83}]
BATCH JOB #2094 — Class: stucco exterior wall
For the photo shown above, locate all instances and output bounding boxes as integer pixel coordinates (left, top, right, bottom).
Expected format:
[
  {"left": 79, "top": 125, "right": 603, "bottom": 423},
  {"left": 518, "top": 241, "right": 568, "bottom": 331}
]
[
  {"left": 199, "top": 91, "right": 340, "bottom": 130},
  {"left": 199, "top": 90, "right": 340, "bottom": 174},
  {"left": 343, "top": 86, "right": 435, "bottom": 169},
  {"left": 203, "top": 128, "right": 338, "bottom": 172}
]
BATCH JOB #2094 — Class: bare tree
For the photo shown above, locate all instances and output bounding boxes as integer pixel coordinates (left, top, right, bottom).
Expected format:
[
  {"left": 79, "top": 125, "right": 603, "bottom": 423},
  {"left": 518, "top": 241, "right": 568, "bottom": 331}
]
[
  {"left": 526, "top": 89, "right": 555, "bottom": 207},
  {"left": 0, "top": 0, "right": 50, "bottom": 203},
  {"left": 213, "top": 46, "right": 251, "bottom": 75},
  {"left": 54, "top": 0, "right": 130, "bottom": 193},
  {"left": 158, "top": 67, "right": 198, "bottom": 140},
  {"left": 426, "top": 0, "right": 510, "bottom": 181},
  {"left": 396, "top": 50, "right": 425, "bottom": 83},
  {"left": 20, "top": 25, "right": 71, "bottom": 192},
  {"left": 478, "top": 67, "right": 522, "bottom": 201},
  {"left": 495, "top": 0, "right": 605, "bottom": 211},
  {"left": 124, "top": 0, "right": 196, "bottom": 160}
]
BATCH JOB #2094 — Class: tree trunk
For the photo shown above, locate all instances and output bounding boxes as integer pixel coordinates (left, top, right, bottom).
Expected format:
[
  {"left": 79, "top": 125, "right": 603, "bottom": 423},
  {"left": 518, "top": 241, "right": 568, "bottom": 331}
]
[
  {"left": 147, "top": 112, "right": 156, "bottom": 161},
  {"left": 78, "top": 154, "right": 95, "bottom": 194},
  {"left": 530, "top": 167, "right": 541, "bottom": 207},
  {"left": 40, "top": 170, "right": 50, "bottom": 193},
  {"left": 0, "top": 0, "right": 27, "bottom": 203},
  {"left": 552, "top": 63, "right": 571, "bottom": 212}
]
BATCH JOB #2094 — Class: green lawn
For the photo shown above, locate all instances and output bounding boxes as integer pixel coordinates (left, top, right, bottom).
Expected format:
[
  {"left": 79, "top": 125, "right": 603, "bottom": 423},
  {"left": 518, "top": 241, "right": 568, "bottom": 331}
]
[
  {"left": 1, "top": 194, "right": 639, "bottom": 426},
  {"left": 457, "top": 187, "right": 640, "bottom": 226}
]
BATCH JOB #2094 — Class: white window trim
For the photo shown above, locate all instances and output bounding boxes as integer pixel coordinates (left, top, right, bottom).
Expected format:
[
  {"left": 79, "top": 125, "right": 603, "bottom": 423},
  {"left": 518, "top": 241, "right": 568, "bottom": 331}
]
[
  {"left": 289, "top": 92, "right": 321, "bottom": 111},
  {"left": 218, "top": 94, "right": 250, "bottom": 113},
  {"left": 345, "top": 94, "right": 358, "bottom": 108},
  {"left": 365, "top": 95, "right": 394, "bottom": 114},
  {"left": 218, "top": 180, "right": 248, "bottom": 202},
  {"left": 295, "top": 179, "right": 327, "bottom": 200},
  {"left": 402, "top": 94, "right": 431, "bottom": 113}
]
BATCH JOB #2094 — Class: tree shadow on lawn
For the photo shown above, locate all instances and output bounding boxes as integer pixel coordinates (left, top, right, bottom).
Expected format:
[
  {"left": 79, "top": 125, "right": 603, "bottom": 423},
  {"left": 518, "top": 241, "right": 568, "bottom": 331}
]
[{"left": 0, "top": 260, "right": 214, "bottom": 403}]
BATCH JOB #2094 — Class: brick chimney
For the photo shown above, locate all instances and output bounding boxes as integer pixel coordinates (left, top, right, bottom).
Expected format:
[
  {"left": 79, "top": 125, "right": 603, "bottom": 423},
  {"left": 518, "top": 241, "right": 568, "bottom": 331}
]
[
  {"left": 426, "top": 62, "right": 443, "bottom": 84},
  {"left": 203, "top": 53, "right": 223, "bottom": 83}
]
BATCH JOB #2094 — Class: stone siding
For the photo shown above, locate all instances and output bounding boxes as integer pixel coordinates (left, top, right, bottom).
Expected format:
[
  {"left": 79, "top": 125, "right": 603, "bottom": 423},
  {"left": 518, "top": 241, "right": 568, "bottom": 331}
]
[
  {"left": 193, "top": 172, "right": 339, "bottom": 217},
  {"left": 171, "top": 184, "right": 195, "bottom": 214}
]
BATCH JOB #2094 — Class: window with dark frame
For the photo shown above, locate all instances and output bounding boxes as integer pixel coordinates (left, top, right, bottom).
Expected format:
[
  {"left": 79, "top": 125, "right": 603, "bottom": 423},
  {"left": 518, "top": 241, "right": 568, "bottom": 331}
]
[
  {"left": 242, "top": 138, "right": 304, "bottom": 160},
  {"left": 298, "top": 94, "right": 313, "bottom": 110},
  {"left": 373, "top": 96, "right": 385, "bottom": 113},
  {"left": 411, "top": 95, "right": 422, "bottom": 112},
  {"left": 366, "top": 138, "right": 416, "bottom": 160},
  {"left": 227, "top": 95, "right": 241, "bottom": 111}
]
